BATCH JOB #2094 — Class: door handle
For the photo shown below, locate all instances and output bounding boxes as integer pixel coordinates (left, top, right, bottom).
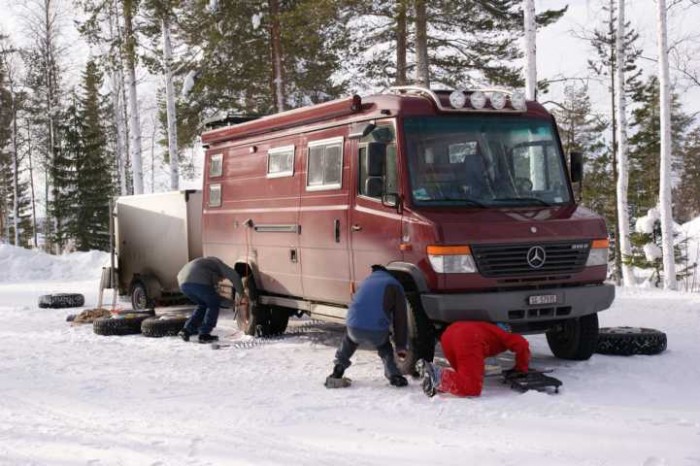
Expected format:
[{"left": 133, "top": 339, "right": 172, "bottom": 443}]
[
  {"left": 334, "top": 219, "right": 341, "bottom": 243},
  {"left": 351, "top": 224, "right": 362, "bottom": 231}
]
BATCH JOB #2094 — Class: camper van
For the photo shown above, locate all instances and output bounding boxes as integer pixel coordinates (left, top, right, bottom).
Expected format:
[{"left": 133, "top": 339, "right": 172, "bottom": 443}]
[{"left": 200, "top": 87, "right": 615, "bottom": 371}]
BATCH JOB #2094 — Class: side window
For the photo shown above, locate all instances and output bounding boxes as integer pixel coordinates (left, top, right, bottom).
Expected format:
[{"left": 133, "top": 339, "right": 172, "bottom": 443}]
[
  {"left": 358, "top": 125, "right": 397, "bottom": 199},
  {"left": 307, "top": 137, "right": 343, "bottom": 191},
  {"left": 209, "top": 153, "right": 223, "bottom": 177},
  {"left": 267, "top": 145, "right": 295, "bottom": 178},
  {"left": 208, "top": 183, "right": 222, "bottom": 207}
]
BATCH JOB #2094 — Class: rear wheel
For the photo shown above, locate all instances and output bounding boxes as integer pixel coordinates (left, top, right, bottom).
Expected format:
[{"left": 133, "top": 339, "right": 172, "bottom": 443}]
[
  {"left": 546, "top": 313, "right": 599, "bottom": 360},
  {"left": 395, "top": 292, "right": 436, "bottom": 376},
  {"left": 268, "top": 307, "right": 290, "bottom": 335},
  {"left": 236, "top": 275, "right": 272, "bottom": 336}
]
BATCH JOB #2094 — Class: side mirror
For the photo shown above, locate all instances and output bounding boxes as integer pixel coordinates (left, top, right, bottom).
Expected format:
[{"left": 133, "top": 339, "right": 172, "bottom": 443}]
[
  {"left": 365, "top": 177, "right": 384, "bottom": 198},
  {"left": 570, "top": 151, "right": 583, "bottom": 183},
  {"left": 382, "top": 193, "right": 399, "bottom": 208}
]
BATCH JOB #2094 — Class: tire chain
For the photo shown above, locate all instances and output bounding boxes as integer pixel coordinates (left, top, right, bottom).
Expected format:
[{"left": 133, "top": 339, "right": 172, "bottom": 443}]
[{"left": 213, "top": 319, "right": 327, "bottom": 350}]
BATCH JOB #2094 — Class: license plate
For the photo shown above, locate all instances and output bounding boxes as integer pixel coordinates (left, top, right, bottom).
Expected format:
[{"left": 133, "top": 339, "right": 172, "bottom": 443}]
[{"left": 528, "top": 294, "right": 558, "bottom": 305}]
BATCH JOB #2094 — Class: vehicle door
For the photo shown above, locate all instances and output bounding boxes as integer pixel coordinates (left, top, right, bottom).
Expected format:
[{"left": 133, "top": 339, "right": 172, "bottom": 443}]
[{"left": 349, "top": 123, "right": 404, "bottom": 287}]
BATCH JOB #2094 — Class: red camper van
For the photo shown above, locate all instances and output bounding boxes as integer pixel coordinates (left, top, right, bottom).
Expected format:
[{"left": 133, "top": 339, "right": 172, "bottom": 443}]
[{"left": 200, "top": 87, "right": 614, "bottom": 371}]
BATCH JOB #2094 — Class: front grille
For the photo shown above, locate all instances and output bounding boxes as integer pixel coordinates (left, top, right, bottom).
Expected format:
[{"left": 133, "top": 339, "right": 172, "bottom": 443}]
[{"left": 472, "top": 241, "right": 590, "bottom": 278}]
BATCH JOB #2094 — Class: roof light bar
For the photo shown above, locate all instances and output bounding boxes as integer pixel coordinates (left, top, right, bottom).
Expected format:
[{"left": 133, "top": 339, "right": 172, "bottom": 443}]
[{"left": 388, "top": 86, "right": 528, "bottom": 113}]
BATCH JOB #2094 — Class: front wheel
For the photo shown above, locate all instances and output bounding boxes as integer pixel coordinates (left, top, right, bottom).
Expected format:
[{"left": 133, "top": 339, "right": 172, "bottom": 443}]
[
  {"left": 395, "top": 292, "right": 436, "bottom": 376},
  {"left": 546, "top": 313, "right": 599, "bottom": 360}
]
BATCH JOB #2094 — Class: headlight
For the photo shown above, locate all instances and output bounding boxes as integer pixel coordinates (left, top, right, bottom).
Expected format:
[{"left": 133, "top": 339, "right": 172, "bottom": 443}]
[
  {"left": 470, "top": 91, "right": 486, "bottom": 109},
  {"left": 490, "top": 91, "right": 506, "bottom": 110},
  {"left": 449, "top": 90, "right": 466, "bottom": 108},
  {"left": 510, "top": 91, "right": 527, "bottom": 111},
  {"left": 586, "top": 239, "right": 609, "bottom": 266},
  {"left": 427, "top": 245, "right": 477, "bottom": 273}
]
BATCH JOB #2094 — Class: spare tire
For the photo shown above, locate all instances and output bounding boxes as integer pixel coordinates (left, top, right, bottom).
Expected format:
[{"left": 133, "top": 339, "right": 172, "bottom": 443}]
[
  {"left": 38, "top": 293, "right": 85, "bottom": 309},
  {"left": 141, "top": 315, "right": 188, "bottom": 338},
  {"left": 596, "top": 327, "right": 667, "bottom": 356},
  {"left": 93, "top": 315, "right": 150, "bottom": 336}
]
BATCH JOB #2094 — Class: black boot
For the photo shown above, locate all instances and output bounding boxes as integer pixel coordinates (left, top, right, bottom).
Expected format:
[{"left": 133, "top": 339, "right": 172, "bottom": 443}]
[
  {"left": 198, "top": 334, "right": 219, "bottom": 343},
  {"left": 390, "top": 374, "right": 408, "bottom": 387},
  {"left": 331, "top": 364, "right": 345, "bottom": 379},
  {"left": 178, "top": 329, "right": 191, "bottom": 342}
]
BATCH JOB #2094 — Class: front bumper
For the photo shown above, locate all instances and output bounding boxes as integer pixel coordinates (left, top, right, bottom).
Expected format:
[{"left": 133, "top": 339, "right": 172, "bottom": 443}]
[{"left": 421, "top": 284, "right": 615, "bottom": 324}]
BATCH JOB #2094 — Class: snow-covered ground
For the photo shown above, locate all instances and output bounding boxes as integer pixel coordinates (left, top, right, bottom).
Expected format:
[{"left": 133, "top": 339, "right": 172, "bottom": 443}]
[{"left": 1, "top": 245, "right": 700, "bottom": 466}]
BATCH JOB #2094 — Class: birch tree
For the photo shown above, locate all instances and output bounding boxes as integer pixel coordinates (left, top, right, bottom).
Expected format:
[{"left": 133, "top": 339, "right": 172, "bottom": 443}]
[
  {"left": 615, "top": 0, "right": 634, "bottom": 286},
  {"left": 523, "top": 0, "right": 536, "bottom": 100},
  {"left": 122, "top": 0, "right": 144, "bottom": 194},
  {"left": 414, "top": 0, "right": 430, "bottom": 87},
  {"left": 656, "top": 0, "right": 676, "bottom": 290}
]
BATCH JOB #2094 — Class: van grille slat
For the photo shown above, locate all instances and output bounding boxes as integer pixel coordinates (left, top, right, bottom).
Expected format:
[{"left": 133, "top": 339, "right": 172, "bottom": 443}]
[{"left": 472, "top": 242, "right": 590, "bottom": 277}]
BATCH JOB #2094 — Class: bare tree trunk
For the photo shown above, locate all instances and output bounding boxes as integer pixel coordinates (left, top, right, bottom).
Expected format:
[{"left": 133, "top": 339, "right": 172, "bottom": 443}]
[
  {"left": 269, "top": 0, "right": 285, "bottom": 112},
  {"left": 395, "top": 0, "right": 407, "bottom": 86},
  {"left": 656, "top": 0, "right": 677, "bottom": 290},
  {"left": 523, "top": 0, "right": 537, "bottom": 100},
  {"left": 10, "top": 72, "right": 19, "bottom": 246},
  {"left": 123, "top": 0, "right": 144, "bottom": 194},
  {"left": 108, "top": 0, "right": 128, "bottom": 196},
  {"left": 414, "top": 0, "right": 429, "bottom": 87},
  {"left": 26, "top": 122, "right": 38, "bottom": 248},
  {"left": 162, "top": 15, "right": 178, "bottom": 190},
  {"left": 607, "top": 0, "right": 621, "bottom": 285},
  {"left": 616, "top": 0, "right": 634, "bottom": 287}
]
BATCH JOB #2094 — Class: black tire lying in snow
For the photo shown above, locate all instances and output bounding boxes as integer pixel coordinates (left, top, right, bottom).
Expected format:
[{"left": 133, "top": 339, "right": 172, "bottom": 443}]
[
  {"left": 38, "top": 293, "right": 85, "bottom": 309},
  {"left": 141, "top": 316, "right": 188, "bottom": 338},
  {"left": 596, "top": 327, "right": 667, "bottom": 356},
  {"left": 93, "top": 315, "right": 150, "bottom": 336}
]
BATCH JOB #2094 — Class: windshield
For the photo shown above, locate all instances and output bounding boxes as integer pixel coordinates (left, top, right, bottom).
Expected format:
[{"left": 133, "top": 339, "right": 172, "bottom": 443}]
[{"left": 404, "top": 116, "right": 571, "bottom": 207}]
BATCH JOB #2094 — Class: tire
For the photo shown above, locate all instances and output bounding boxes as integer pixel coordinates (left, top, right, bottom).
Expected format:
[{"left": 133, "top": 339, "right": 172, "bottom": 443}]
[
  {"left": 141, "top": 315, "right": 189, "bottom": 338},
  {"left": 38, "top": 293, "right": 85, "bottom": 309},
  {"left": 236, "top": 275, "right": 272, "bottom": 336},
  {"left": 130, "top": 280, "right": 154, "bottom": 311},
  {"left": 93, "top": 315, "right": 150, "bottom": 336},
  {"left": 546, "top": 313, "right": 599, "bottom": 360},
  {"left": 395, "top": 292, "right": 436, "bottom": 376},
  {"left": 596, "top": 327, "right": 667, "bottom": 356},
  {"left": 268, "top": 306, "right": 290, "bottom": 335}
]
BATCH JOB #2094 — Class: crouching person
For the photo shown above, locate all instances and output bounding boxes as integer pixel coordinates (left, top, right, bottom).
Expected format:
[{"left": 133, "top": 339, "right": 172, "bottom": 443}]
[
  {"left": 177, "top": 256, "right": 246, "bottom": 343},
  {"left": 325, "top": 265, "right": 409, "bottom": 389},
  {"left": 418, "top": 321, "right": 530, "bottom": 397}
]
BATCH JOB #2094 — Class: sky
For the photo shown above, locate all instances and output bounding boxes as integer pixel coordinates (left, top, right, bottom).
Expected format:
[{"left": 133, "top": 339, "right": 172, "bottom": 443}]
[{"left": 0, "top": 218, "right": 700, "bottom": 464}]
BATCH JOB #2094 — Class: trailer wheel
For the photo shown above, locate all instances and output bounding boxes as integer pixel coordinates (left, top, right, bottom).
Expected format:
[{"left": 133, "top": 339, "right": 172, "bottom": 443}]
[
  {"left": 38, "top": 293, "right": 85, "bottom": 309},
  {"left": 237, "top": 275, "right": 272, "bottom": 336},
  {"left": 596, "top": 327, "right": 667, "bottom": 356},
  {"left": 546, "top": 313, "right": 599, "bottom": 360},
  {"left": 141, "top": 315, "right": 189, "bottom": 338},
  {"left": 93, "top": 315, "right": 150, "bottom": 336},
  {"left": 396, "top": 292, "right": 436, "bottom": 376},
  {"left": 130, "top": 280, "right": 154, "bottom": 311}
]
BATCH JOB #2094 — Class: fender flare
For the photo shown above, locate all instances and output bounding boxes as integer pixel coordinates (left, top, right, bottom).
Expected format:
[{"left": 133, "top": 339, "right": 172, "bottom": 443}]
[{"left": 386, "top": 262, "right": 429, "bottom": 293}]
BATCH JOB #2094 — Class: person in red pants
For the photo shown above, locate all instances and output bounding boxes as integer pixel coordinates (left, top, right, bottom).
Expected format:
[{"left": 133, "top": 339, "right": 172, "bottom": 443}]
[{"left": 418, "top": 321, "right": 530, "bottom": 397}]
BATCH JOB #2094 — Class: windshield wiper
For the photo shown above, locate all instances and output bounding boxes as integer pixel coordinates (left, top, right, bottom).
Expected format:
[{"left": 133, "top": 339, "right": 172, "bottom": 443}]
[
  {"left": 421, "top": 198, "right": 487, "bottom": 207},
  {"left": 493, "top": 197, "right": 552, "bottom": 206}
]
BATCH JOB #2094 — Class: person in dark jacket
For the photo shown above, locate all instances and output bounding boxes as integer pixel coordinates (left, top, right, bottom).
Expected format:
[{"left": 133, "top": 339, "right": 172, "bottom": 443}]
[
  {"left": 419, "top": 321, "right": 530, "bottom": 397},
  {"left": 177, "top": 256, "right": 246, "bottom": 343},
  {"left": 325, "top": 265, "right": 409, "bottom": 388}
]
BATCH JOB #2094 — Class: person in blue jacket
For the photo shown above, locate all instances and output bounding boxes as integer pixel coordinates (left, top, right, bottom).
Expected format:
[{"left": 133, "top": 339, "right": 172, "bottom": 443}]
[{"left": 325, "top": 264, "right": 409, "bottom": 388}]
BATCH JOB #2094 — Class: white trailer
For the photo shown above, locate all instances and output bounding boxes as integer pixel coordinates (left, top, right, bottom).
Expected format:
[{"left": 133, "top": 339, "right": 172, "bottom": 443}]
[{"left": 114, "top": 190, "right": 203, "bottom": 309}]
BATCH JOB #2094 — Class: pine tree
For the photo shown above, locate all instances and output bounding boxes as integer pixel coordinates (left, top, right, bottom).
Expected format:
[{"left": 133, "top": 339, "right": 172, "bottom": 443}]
[
  {"left": 627, "top": 76, "right": 690, "bottom": 219},
  {"left": 50, "top": 96, "right": 80, "bottom": 251},
  {"left": 75, "top": 61, "right": 115, "bottom": 251},
  {"left": 552, "top": 85, "right": 615, "bottom": 232},
  {"left": 674, "top": 127, "right": 700, "bottom": 222},
  {"left": 346, "top": 0, "right": 566, "bottom": 90}
]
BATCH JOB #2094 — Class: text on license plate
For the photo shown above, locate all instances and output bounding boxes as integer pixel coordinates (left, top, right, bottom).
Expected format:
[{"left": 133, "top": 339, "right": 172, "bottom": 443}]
[{"left": 528, "top": 294, "right": 558, "bottom": 305}]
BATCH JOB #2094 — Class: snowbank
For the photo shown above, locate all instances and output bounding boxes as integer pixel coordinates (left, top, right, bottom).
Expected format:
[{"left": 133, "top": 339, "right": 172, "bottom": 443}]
[{"left": 0, "top": 244, "right": 109, "bottom": 283}]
